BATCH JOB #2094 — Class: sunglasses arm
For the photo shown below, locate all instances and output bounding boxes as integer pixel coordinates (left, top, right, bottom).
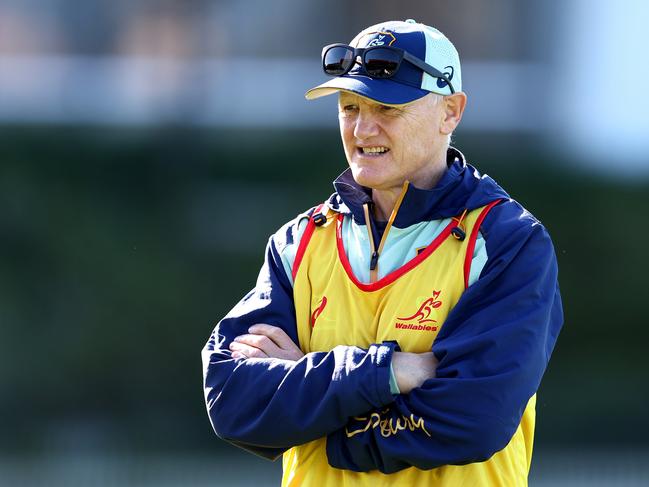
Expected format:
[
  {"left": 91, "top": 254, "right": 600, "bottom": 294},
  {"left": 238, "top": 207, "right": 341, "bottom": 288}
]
[{"left": 402, "top": 52, "right": 455, "bottom": 94}]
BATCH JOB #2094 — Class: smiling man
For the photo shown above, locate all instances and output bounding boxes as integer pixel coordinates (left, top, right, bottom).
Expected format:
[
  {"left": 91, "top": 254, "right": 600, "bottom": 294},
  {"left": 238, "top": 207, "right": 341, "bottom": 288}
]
[
  {"left": 202, "top": 19, "right": 563, "bottom": 486},
  {"left": 336, "top": 91, "right": 462, "bottom": 220}
]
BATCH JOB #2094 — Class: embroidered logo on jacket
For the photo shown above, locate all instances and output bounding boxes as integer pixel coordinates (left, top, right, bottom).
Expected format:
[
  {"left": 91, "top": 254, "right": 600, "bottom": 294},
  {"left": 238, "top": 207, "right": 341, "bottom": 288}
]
[
  {"left": 311, "top": 296, "right": 328, "bottom": 327},
  {"left": 395, "top": 290, "right": 442, "bottom": 331},
  {"left": 346, "top": 407, "right": 431, "bottom": 438}
]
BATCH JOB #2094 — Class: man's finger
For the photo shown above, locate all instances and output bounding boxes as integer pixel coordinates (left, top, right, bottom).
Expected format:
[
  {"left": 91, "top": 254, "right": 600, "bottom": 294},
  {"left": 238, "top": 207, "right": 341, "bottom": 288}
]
[
  {"left": 248, "top": 324, "right": 295, "bottom": 350},
  {"left": 234, "top": 333, "right": 283, "bottom": 357},
  {"left": 229, "top": 340, "right": 268, "bottom": 358},
  {"left": 242, "top": 324, "right": 304, "bottom": 361}
]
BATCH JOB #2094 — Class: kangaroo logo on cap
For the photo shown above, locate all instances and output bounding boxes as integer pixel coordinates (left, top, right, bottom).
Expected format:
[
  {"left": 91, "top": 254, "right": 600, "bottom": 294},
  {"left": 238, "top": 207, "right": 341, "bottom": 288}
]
[
  {"left": 361, "top": 31, "right": 397, "bottom": 47},
  {"left": 437, "top": 66, "right": 454, "bottom": 89},
  {"left": 367, "top": 35, "right": 388, "bottom": 47}
]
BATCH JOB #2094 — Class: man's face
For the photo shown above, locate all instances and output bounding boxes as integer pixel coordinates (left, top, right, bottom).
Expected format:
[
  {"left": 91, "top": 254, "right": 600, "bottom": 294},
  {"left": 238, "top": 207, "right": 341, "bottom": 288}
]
[{"left": 338, "top": 92, "right": 447, "bottom": 191}]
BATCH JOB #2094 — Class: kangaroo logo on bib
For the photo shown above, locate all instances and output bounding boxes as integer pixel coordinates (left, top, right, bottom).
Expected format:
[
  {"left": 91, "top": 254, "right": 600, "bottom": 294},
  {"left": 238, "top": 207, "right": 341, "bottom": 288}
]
[{"left": 395, "top": 290, "right": 443, "bottom": 331}]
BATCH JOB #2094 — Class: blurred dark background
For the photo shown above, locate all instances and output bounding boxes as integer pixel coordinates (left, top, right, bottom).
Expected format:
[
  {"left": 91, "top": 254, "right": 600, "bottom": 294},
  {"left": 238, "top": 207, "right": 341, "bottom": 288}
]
[{"left": 1, "top": 0, "right": 648, "bottom": 485}]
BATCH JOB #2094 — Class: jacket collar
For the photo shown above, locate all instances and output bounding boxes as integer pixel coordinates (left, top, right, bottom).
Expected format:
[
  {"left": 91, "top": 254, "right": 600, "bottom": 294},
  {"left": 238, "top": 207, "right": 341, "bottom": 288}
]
[{"left": 331, "top": 147, "right": 508, "bottom": 227}]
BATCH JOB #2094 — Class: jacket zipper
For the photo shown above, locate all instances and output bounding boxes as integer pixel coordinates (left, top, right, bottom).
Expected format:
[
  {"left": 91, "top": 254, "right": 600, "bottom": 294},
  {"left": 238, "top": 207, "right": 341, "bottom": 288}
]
[{"left": 362, "top": 181, "right": 410, "bottom": 283}]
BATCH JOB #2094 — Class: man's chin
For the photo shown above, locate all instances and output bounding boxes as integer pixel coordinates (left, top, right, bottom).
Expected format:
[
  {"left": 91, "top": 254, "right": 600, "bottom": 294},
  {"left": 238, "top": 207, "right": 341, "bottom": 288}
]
[
  {"left": 350, "top": 170, "right": 394, "bottom": 191},
  {"left": 350, "top": 168, "right": 375, "bottom": 187}
]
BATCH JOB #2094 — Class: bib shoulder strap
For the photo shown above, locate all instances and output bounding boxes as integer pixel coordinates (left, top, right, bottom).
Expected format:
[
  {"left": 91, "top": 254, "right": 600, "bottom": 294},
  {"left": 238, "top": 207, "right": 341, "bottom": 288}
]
[
  {"left": 292, "top": 203, "right": 327, "bottom": 280},
  {"left": 464, "top": 199, "right": 502, "bottom": 289}
]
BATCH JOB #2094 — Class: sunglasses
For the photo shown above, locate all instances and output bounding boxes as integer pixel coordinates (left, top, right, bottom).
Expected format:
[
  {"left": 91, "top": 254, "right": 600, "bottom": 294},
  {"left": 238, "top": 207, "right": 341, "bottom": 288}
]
[{"left": 322, "top": 43, "right": 455, "bottom": 94}]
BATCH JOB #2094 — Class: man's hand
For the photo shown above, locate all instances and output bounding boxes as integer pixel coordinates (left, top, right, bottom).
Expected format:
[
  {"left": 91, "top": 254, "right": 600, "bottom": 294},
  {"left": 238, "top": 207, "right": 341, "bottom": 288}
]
[
  {"left": 229, "top": 324, "right": 305, "bottom": 361},
  {"left": 391, "top": 351, "right": 438, "bottom": 394}
]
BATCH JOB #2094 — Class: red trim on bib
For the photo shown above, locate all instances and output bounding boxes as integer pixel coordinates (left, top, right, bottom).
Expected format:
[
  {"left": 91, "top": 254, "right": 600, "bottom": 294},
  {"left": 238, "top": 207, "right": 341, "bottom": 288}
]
[
  {"left": 463, "top": 199, "right": 502, "bottom": 289},
  {"left": 292, "top": 204, "right": 324, "bottom": 280},
  {"left": 336, "top": 213, "right": 457, "bottom": 292}
]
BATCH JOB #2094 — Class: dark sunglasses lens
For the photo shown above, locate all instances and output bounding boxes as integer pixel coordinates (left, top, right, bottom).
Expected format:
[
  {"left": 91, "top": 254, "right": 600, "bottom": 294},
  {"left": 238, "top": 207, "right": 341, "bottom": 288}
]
[
  {"left": 324, "top": 47, "right": 354, "bottom": 76},
  {"left": 364, "top": 48, "right": 401, "bottom": 78}
]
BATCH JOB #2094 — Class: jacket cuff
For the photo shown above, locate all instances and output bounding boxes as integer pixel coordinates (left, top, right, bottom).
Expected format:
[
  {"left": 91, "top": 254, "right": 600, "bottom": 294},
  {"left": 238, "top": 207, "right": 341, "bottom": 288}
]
[
  {"left": 389, "top": 362, "right": 401, "bottom": 395},
  {"left": 369, "top": 341, "right": 399, "bottom": 406}
]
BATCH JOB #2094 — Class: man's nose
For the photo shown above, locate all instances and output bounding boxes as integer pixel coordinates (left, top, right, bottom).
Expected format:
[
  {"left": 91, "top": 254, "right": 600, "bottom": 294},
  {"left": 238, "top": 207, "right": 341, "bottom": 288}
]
[{"left": 353, "top": 110, "right": 380, "bottom": 140}]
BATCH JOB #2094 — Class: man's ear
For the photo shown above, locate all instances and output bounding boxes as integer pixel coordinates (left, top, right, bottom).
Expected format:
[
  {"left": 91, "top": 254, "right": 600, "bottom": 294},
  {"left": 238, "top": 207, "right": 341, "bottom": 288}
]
[{"left": 440, "top": 92, "right": 467, "bottom": 135}]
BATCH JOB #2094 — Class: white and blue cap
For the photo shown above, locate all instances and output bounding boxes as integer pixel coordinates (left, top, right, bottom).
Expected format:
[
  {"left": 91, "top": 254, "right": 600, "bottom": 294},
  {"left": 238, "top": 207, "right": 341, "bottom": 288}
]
[{"left": 305, "top": 19, "right": 462, "bottom": 105}]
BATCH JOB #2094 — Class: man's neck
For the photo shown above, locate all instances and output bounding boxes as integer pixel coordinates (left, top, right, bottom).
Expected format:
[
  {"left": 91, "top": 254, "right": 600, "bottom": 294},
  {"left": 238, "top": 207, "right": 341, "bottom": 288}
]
[
  {"left": 371, "top": 160, "right": 448, "bottom": 221},
  {"left": 371, "top": 187, "right": 406, "bottom": 222}
]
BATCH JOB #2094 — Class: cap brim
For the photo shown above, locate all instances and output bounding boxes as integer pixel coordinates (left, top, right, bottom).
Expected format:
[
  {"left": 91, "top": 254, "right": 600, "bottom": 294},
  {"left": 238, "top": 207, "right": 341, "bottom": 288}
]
[{"left": 305, "top": 75, "right": 430, "bottom": 106}]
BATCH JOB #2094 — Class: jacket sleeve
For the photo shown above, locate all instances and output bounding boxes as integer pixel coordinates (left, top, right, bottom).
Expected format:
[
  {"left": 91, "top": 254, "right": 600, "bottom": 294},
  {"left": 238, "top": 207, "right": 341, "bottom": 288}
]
[
  {"left": 325, "top": 201, "right": 564, "bottom": 473},
  {"left": 202, "top": 214, "right": 397, "bottom": 460}
]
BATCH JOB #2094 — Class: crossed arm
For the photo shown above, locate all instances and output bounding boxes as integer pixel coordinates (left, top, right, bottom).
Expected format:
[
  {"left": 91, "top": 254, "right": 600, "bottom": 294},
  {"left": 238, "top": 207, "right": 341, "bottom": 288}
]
[{"left": 230, "top": 323, "right": 438, "bottom": 395}]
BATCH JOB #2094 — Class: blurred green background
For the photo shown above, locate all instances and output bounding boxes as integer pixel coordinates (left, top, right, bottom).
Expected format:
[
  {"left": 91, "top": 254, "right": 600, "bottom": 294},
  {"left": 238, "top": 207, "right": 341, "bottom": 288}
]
[
  {"left": 1, "top": 0, "right": 649, "bottom": 485},
  {"left": 1, "top": 127, "right": 647, "bottom": 480}
]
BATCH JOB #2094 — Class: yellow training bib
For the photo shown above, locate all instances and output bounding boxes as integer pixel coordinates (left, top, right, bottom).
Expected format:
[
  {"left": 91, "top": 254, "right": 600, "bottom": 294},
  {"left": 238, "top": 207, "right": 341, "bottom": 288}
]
[{"left": 283, "top": 203, "right": 535, "bottom": 487}]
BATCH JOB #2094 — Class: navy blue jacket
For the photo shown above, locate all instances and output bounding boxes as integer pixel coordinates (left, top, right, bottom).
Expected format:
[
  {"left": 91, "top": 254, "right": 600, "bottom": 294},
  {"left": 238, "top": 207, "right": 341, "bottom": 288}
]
[{"left": 202, "top": 147, "right": 563, "bottom": 472}]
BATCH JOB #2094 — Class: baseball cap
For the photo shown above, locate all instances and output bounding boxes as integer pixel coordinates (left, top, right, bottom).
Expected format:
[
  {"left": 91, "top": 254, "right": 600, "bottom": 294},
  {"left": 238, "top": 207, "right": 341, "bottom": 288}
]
[{"left": 305, "top": 19, "right": 462, "bottom": 105}]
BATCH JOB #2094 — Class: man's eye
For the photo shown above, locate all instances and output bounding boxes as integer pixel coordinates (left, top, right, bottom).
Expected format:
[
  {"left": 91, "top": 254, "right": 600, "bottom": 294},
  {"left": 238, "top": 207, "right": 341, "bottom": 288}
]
[
  {"left": 343, "top": 105, "right": 358, "bottom": 112},
  {"left": 380, "top": 105, "right": 396, "bottom": 113}
]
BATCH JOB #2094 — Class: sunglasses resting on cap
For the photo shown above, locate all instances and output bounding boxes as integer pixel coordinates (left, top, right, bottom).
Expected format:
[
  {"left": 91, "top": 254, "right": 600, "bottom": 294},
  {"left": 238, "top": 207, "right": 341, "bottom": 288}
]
[
  {"left": 322, "top": 43, "right": 455, "bottom": 94},
  {"left": 305, "top": 20, "right": 462, "bottom": 105}
]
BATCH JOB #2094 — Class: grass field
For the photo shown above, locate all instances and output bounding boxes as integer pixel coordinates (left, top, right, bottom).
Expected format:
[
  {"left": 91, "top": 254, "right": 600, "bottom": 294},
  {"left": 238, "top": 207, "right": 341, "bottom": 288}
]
[{"left": 1, "top": 449, "right": 648, "bottom": 486}]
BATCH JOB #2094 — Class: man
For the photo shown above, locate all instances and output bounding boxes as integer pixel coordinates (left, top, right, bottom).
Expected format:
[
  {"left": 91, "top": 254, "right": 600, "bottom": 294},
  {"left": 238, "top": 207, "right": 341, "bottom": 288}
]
[{"left": 202, "top": 19, "right": 563, "bottom": 486}]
